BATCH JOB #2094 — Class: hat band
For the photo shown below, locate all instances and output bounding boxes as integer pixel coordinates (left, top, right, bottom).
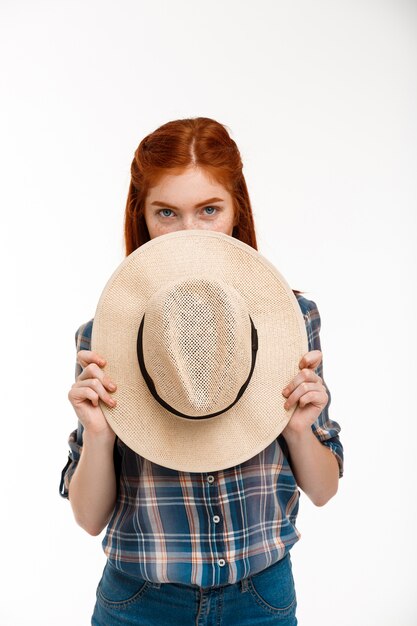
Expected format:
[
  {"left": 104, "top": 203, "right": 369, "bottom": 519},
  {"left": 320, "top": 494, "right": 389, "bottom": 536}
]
[{"left": 136, "top": 315, "right": 258, "bottom": 420}]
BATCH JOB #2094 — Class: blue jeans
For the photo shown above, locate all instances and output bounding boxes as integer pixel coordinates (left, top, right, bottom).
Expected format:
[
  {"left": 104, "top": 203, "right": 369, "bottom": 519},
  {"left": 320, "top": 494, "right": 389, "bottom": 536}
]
[{"left": 91, "top": 553, "right": 297, "bottom": 625}]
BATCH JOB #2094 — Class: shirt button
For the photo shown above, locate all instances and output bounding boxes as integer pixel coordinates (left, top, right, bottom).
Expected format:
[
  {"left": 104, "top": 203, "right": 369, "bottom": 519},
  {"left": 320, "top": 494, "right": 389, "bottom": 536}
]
[
  {"left": 218, "top": 559, "right": 226, "bottom": 567},
  {"left": 207, "top": 475, "right": 215, "bottom": 483},
  {"left": 213, "top": 515, "right": 220, "bottom": 523}
]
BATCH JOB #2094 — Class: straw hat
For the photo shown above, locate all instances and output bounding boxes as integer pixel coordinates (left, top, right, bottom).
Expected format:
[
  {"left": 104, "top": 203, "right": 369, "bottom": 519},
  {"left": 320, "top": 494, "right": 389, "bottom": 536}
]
[{"left": 91, "top": 229, "right": 308, "bottom": 472}]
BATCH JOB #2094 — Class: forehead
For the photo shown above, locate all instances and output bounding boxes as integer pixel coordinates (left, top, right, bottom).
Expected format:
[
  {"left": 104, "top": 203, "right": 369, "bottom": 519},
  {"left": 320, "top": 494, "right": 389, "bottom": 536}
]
[{"left": 146, "top": 168, "right": 229, "bottom": 203}]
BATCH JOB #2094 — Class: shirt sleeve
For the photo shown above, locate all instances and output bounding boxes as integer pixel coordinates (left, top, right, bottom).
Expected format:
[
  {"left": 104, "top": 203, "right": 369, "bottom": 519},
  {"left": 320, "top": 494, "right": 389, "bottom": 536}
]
[
  {"left": 59, "top": 319, "right": 93, "bottom": 499},
  {"left": 304, "top": 298, "right": 344, "bottom": 478}
]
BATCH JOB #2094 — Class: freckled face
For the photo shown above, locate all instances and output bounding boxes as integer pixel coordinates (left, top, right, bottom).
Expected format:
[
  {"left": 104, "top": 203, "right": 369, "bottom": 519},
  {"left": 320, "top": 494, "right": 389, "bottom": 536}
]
[{"left": 143, "top": 167, "right": 237, "bottom": 240}]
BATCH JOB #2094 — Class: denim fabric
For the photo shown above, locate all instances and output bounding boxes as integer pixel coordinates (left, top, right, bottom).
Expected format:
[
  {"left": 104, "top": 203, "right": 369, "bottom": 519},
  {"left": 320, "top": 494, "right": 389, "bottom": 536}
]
[{"left": 91, "top": 553, "right": 297, "bottom": 625}]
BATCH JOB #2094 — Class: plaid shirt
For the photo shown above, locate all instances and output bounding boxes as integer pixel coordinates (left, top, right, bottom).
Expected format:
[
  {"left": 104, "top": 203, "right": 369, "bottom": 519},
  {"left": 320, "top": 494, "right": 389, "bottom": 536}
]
[{"left": 60, "top": 294, "right": 344, "bottom": 588}]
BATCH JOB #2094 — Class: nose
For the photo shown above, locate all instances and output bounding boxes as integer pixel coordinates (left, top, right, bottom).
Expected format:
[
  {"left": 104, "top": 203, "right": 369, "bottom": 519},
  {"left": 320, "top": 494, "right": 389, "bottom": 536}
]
[{"left": 182, "top": 216, "right": 199, "bottom": 230}]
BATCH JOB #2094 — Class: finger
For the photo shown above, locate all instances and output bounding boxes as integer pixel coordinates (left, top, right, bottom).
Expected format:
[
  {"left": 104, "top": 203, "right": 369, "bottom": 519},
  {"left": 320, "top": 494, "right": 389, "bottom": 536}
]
[
  {"left": 77, "top": 362, "right": 117, "bottom": 392},
  {"left": 283, "top": 381, "right": 325, "bottom": 409},
  {"left": 297, "top": 390, "right": 326, "bottom": 408},
  {"left": 299, "top": 350, "right": 322, "bottom": 370},
  {"left": 77, "top": 349, "right": 107, "bottom": 368},
  {"left": 72, "top": 378, "right": 117, "bottom": 407},
  {"left": 282, "top": 368, "right": 322, "bottom": 397},
  {"left": 69, "top": 385, "right": 100, "bottom": 408}
]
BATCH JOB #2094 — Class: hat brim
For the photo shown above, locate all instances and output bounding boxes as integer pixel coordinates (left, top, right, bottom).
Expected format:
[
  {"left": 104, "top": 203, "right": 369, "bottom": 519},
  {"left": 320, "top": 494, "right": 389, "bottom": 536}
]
[{"left": 91, "top": 229, "right": 308, "bottom": 472}]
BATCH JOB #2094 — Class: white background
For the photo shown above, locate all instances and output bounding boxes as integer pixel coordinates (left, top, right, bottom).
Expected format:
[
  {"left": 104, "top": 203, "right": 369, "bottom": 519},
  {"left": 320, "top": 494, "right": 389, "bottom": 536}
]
[{"left": 1, "top": 1, "right": 416, "bottom": 624}]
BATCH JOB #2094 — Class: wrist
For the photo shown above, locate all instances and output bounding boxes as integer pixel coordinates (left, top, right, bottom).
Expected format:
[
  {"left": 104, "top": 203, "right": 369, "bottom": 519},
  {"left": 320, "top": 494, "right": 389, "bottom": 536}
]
[
  {"left": 281, "top": 421, "right": 313, "bottom": 445},
  {"left": 82, "top": 426, "right": 116, "bottom": 448}
]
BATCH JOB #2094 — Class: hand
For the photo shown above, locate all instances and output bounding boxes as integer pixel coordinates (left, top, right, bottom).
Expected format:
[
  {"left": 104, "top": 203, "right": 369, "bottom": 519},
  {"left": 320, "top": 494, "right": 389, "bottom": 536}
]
[
  {"left": 281, "top": 350, "right": 329, "bottom": 436},
  {"left": 67, "top": 350, "right": 117, "bottom": 440}
]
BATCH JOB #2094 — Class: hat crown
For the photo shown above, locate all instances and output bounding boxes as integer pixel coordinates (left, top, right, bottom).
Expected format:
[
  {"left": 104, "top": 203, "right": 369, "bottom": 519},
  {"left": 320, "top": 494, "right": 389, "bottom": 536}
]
[{"left": 142, "top": 277, "right": 252, "bottom": 417}]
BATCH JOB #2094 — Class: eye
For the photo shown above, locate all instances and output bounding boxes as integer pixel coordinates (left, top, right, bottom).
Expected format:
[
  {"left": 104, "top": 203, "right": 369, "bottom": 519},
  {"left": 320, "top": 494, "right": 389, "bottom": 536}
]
[
  {"left": 158, "top": 209, "right": 174, "bottom": 217},
  {"left": 204, "top": 206, "right": 218, "bottom": 215},
  {"left": 157, "top": 206, "right": 219, "bottom": 218}
]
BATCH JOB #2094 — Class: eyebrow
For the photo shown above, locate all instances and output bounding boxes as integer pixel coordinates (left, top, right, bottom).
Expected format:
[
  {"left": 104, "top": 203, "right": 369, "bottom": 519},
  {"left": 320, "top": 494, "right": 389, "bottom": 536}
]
[{"left": 150, "top": 197, "right": 224, "bottom": 210}]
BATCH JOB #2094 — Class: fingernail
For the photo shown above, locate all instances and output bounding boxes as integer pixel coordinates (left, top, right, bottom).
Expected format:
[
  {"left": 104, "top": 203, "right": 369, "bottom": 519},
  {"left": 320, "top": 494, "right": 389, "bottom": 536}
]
[{"left": 109, "top": 383, "right": 116, "bottom": 390}]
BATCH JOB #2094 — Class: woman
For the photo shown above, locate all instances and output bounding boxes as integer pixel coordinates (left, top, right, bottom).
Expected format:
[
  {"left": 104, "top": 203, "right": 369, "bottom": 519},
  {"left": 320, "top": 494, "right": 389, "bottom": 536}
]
[{"left": 60, "top": 117, "right": 344, "bottom": 625}]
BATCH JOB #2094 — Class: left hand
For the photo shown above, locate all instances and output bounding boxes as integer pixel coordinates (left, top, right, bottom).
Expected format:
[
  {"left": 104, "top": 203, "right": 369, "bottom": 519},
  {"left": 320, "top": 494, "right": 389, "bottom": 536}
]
[{"left": 281, "top": 350, "right": 329, "bottom": 436}]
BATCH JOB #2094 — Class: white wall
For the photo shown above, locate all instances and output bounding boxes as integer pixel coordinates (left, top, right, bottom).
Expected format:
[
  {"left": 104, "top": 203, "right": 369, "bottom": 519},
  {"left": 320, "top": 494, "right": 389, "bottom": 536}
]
[{"left": 1, "top": 1, "right": 416, "bottom": 624}]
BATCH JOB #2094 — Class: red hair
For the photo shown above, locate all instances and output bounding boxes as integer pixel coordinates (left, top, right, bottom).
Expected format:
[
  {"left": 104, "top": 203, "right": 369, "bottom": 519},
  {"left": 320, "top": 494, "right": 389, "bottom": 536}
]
[{"left": 123, "top": 117, "right": 303, "bottom": 295}]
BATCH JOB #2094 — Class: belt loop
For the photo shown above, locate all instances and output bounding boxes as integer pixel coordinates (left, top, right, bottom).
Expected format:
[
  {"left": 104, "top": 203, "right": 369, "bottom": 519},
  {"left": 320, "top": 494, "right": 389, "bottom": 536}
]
[{"left": 240, "top": 577, "right": 249, "bottom": 593}]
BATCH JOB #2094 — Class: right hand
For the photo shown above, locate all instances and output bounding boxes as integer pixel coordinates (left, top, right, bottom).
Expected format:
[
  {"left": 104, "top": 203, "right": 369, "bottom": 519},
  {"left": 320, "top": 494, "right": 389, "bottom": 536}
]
[{"left": 68, "top": 350, "right": 117, "bottom": 439}]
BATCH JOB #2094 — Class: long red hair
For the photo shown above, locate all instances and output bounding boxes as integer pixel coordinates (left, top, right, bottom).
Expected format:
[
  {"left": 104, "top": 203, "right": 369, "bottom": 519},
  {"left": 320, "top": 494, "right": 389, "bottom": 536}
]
[{"left": 123, "top": 117, "right": 303, "bottom": 295}]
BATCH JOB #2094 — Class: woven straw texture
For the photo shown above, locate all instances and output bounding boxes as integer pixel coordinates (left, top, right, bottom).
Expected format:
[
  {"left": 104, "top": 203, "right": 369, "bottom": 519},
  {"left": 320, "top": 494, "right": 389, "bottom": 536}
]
[{"left": 91, "top": 229, "right": 308, "bottom": 472}]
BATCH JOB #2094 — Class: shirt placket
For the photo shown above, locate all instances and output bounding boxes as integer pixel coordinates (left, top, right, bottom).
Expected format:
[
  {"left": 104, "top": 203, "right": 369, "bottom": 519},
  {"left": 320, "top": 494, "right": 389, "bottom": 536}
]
[{"left": 205, "top": 472, "right": 228, "bottom": 586}]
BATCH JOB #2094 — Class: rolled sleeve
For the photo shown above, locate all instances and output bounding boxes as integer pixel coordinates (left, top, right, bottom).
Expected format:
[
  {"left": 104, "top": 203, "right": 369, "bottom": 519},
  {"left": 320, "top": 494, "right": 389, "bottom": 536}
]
[
  {"left": 59, "top": 319, "right": 93, "bottom": 499},
  {"left": 301, "top": 297, "right": 344, "bottom": 478},
  {"left": 59, "top": 422, "right": 84, "bottom": 498}
]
